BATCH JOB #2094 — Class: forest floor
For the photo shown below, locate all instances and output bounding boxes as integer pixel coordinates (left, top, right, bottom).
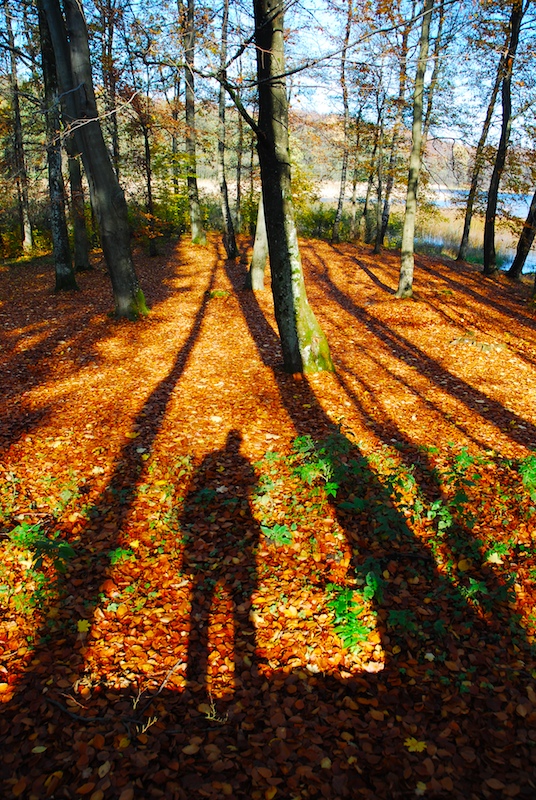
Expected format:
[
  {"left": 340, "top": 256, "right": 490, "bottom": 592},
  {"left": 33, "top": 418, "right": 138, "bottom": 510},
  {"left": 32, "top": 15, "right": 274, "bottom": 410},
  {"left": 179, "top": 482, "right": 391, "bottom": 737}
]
[{"left": 1, "top": 234, "right": 536, "bottom": 800}]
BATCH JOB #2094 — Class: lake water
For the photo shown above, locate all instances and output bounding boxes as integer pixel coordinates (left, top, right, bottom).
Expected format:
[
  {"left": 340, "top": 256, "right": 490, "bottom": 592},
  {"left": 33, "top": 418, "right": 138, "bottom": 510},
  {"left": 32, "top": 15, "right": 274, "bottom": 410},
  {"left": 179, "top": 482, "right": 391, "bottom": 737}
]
[{"left": 433, "top": 189, "right": 535, "bottom": 274}]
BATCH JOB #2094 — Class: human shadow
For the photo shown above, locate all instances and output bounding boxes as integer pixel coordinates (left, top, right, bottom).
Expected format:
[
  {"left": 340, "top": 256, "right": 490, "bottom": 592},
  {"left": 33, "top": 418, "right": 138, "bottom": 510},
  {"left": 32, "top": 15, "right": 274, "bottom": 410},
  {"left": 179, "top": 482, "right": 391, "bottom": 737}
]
[{"left": 181, "top": 430, "right": 261, "bottom": 702}]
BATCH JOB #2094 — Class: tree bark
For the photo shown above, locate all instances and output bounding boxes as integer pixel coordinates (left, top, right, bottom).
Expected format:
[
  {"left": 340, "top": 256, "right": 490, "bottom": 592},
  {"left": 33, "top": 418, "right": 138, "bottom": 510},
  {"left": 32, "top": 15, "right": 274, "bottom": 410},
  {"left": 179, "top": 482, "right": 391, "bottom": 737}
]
[
  {"left": 254, "top": 0, "right": 333, "bottom": 374},
  {"left": 218, "top": 0, "right": 239, "bottom": 259},
  {"left": 3, "top": 0, "right": 33, "bottom": 253},
  {"left": 483, "top": 0, "right": 523, "bottom": 276},
  {"left": 38, "top": 4, "right": 78, "bottom": 291},
  {"left": 67, "top": 150, "right": 91, "bottom": 271},
  {"left": 507, "top": 189, "right": 536, "bottom": 279},
  {"left": 331, "top": 0, "right": 352, "bottom": 244},
  {"left": 396, "top": 0, "right": 434, "bottom": 299},
  {"left": 181, "top": 0, "right": 206, "bottom": 245},
  {"left": 40, "top": 0, "right": 147, "bottom": 318},
  {"left": 244, "top": 195, "right": 268, "bottom": 290}
]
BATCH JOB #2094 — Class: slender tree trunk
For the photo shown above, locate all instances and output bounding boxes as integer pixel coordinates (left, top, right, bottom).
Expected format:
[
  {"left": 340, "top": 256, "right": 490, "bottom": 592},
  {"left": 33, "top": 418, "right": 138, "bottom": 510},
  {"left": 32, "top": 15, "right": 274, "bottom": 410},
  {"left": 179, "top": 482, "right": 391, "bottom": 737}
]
[
  {"left": 142, "top": 121, "right": 158, "bottom": 256},
  {"left": 483, "top": 0, "right": 523, "bottom": 276},
  {"left": 380, "top": 33, "right": 409, "bottom": 245},
  {"left": 457, "top": 55, "right": 503, "bottom": 261},
  {"left": 396, "top": 0, "right": 434, "bottom": 299},
  {"left": 218, "top": 0, "right": 238, "bottom": 259},
  {"left": 373, "top": 115, "right": 384, "bottom": 254},
  {"left": 67, "top": 150, "right": 91, "bottom": 271},
  {"left": 507, "top": 189, "right": 536, "bottom": 279},
  {"left": 236, "top": 111, "right": 243, "bottom": 233},
  {"left": 41, "top": 0, "right": 148, "bottom": 319},
  {"left": 181, "top": 0, "right": 206, "bottom": 245},
  {"left": 254, "top": 0, "right": 333, "bottom": 374},
  {"left": 421, "top": 0, "right": 444, "bottom": 149},
  {"left": 331, "top": 0, "right": 352, "bottom": 244},
  {"left": 100, "top": 0, "right": 120, "bottom": 180},
  {"left": 39, "top": 5, "right": 77, "bottom": 291},
  {"left": 361, "top": 126, "right": 379, "bottom": 242},
  {"left": 244, "top": 195, "right": 268, "bottom": 289},
  {"left": 348, "top": 112, "right": 363, "bottom": 240},
  {"left": 171, "top": 74, "right": 180, "bottom": 196},
  {"left": 3, "top": 0, "right": 33, "bottom": 253}
]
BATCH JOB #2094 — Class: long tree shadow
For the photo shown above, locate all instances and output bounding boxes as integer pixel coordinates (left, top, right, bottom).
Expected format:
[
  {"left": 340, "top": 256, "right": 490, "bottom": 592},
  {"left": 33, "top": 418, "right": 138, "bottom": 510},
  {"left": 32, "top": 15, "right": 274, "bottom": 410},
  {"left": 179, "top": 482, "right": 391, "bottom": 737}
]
[
  {"left": 1, "top": 250, "right": 535, "bottom": 800},
  {"left": 0, "top": 256, "right": 218, "bottom": 794},
  {"left": 0, "top": 243, "right": 183, "bottom": 453},
  {"left": 218, "top": 255, "right": 536, "bottom": 796},
  {"left": 308, "top": 249, "right": 536, "bottom": 450}
]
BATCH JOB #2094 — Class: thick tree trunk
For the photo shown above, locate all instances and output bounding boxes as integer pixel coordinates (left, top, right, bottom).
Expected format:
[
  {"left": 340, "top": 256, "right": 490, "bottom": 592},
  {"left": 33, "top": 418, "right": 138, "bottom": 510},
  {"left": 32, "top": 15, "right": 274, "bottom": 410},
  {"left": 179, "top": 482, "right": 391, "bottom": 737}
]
[
  {"left": 41, "top": 0, "right": 147, "bottom": 318},
  {"left": 218, "top": 0, "right": 238, "bottom": 259},
  {"left": 331, "top": 0, "right": 352, "bottom": 244},
  {"left": 39, "top": 5, "right": 77, "bottom": 291},
  {"left": 483, "top": 0, "right": 523, "bottom": 276},
  {"left": 4, "top": 0, "right": 33, "bottom": 253},
  {"left": 457, "top": 58, "right": 503, "bottom": 261},
  {"left": 254, "top": 0, "right": 333, "bottom": 374},
  {"left": 396, "top": 0, "right": 434, "bottom": 299},
  {"left": 181, "top": 0, "right": 206, "bottom": 245},
  {"left": 67, "top": 151, "right": 91, "bottom": 271},
  {"left": 244, "top": 196, "right": 268, "bottom": 290},
  {"left": 507, "top": 190, "right": 536, "bottom": 279}
]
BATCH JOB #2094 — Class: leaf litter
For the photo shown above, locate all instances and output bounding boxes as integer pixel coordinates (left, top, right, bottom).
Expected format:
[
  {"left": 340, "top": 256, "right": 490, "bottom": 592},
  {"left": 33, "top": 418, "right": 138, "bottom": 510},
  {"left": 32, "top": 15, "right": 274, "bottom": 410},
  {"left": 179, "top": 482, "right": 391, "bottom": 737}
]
[{"left": 0, "top": 235, "right": 536, "bottom": 798}]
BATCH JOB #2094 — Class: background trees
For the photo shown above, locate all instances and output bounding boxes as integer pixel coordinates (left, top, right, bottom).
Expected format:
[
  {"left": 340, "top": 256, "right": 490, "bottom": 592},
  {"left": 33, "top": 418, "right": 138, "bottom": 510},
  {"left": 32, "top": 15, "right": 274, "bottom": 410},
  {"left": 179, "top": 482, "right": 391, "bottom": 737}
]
[{"left": 0, "top": 0, "right": 535, "bottom": 311}]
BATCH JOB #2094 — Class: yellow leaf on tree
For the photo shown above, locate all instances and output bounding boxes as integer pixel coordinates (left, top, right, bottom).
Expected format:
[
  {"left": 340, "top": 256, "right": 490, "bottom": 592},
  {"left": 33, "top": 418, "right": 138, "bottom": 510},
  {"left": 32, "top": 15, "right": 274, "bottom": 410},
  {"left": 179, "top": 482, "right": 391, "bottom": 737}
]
[{"left": 404, "top": 737, "right": 427, "bottom": 752}]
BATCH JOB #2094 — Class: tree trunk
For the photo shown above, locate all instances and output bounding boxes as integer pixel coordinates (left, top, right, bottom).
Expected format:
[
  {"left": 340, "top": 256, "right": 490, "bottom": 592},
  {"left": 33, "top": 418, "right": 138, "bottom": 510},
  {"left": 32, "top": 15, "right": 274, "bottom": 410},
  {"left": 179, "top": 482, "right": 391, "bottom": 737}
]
[
  {"left": 254, "top": 0, "right": 333, "bottom": 374},
  {"left": 99, "top": 0, "right": 120, "bottom": 180},
  {"left": 38, "top": 5, "right": 77, "bottom": 291},
  {"left": 457, "top": 54, "right": 503, "bottom": 261},
  {"left": 361, "top": 125, "right": 379, "bottom": 242},
  {"left": 244, "top": 195, "right": 268, "bottom": 290},
  {"left": 396, "top": 0, "right": 434, "bottom": 299},
  {"left": 40, "top": 0, "right": 148, "bottom": 318},
  {"left": 483, "top": 0, "right": 523, "bottom": 276},
  {"left": 3, "top": 0, "right": 33, "bottom": 253},
  {"left": 348, "top": 113, "right": 362, "bottom": 241},
  {"left": 181, "top": 0, "right": 206, "bottom": 245},
  {"left": 235, "top": 112, "right": 243, "bottom": 233},
  {"left": 331, "top": 0, "right": 352, "bottom": 244},
  {"left": 218, "top": 0, "right": 238, "bottom": 259},
  {"left": 507, "top": 189, "right": 536, "bottom": 279},
  {"left": 142, "top": 121, "right": 157, "bottom": 256},
  {"left": 373, "top": 115, "right": 384, "bottom": 255},
  {"left": 67, "top": 151, "right": 91, "bottom": 271}
]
